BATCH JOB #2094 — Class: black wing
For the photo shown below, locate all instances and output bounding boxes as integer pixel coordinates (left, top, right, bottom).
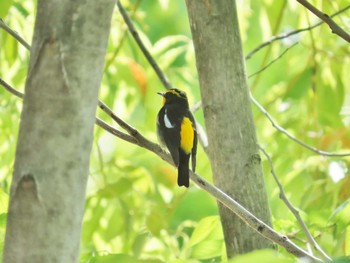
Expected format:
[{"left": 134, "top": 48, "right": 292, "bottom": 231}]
[{"left": 157, "top": 106, "right": 182, "bottom": 167}]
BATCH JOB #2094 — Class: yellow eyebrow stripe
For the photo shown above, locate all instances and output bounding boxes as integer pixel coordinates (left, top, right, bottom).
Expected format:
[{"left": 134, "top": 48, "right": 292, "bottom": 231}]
[
  {"left": 168, "top": 90, "right": 179, "bottom": 96},
  {"left": 180, "top": 117, "right": 194, "bottom": 154}
]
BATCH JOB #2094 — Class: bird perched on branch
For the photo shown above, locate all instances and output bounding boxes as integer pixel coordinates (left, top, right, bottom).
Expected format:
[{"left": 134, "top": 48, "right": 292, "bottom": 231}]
[{"left": 157, "top": 89, "right": 197, "bottom": 187}]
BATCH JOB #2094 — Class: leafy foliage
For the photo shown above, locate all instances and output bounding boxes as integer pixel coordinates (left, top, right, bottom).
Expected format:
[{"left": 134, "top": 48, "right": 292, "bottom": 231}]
[{"left": 1, "top": 0, "right": 350, "bottom": 262}]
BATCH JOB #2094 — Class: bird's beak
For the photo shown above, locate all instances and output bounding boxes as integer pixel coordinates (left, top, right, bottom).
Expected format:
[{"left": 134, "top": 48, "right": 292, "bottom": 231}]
[{"left": 157, "top": 92, "right": 165, "bottom": 96}]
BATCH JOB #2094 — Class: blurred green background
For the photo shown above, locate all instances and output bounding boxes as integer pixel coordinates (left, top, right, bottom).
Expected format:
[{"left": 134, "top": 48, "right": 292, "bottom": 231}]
[{"left": 1, "top": 0, "right": 350, "bottom": 262}]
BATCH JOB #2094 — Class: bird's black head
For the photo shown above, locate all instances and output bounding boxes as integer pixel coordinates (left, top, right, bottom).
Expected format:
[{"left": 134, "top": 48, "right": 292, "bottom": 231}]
[{"left": 157, "top": 89, "right": 189, "bottom": 108}]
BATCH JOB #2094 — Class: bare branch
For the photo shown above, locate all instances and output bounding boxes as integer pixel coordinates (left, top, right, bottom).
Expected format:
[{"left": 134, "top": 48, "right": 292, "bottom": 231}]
[
  {"left": 250, "top": 93, "right": 350, "bottom": 157},
  {"left": 116, "top": 0, "right": 173, "bottom": 90},
  {"left": 259, "top": 145, "right": 332, "bottom": 261},
  {"left": 246, "top": 5, "right": 350, "bottom": 59},
  {"left": 104, "top": 0, "right": 142, "bottom": 72},
  {"left": 95, "top": 118, "right": 137, "bottom": 145},
  {"left": 0, "top": 19, "right": 31, "bottom": 51},
  {"left": 0, "top": 79, "right": 321, "bottom": 261},
  {"left": 295, "top": 0, "right": 350, "bottom": 43},
  {"left": 248, "top": 42, "right": 298, "bottom": 78},
  {"left": 0, "top": 78, "right": 24, "bottom": 99}
]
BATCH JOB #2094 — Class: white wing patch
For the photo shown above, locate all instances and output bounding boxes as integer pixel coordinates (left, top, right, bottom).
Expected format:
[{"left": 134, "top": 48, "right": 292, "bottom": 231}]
[{"left": 164, "top": 109, "right": 175, "bottom": 128}]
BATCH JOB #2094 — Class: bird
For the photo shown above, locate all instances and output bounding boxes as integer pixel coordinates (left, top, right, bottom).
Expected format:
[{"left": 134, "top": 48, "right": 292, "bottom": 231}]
[{"left": 157, "top": 89, "right": 197, "bottom": 187}]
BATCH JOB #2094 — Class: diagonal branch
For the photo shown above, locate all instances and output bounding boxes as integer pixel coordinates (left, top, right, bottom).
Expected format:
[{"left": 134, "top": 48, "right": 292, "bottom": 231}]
[
  {"left": 0, "top": 79, "right": 321, "bottom": 261},
  {"left": 259, "top": 145, "right": 332, "bottom": 261},
  {"left": 116, "top": 0, "right": 173, "bottom": 90},
  {"left": 248, "top": 42, "right": 298, "bottom": 78},
  {"left": 250, "top": 93, "right": 350, "bottom": 157},
  {"left": 295, "top": 0, "right": 350, "bottom": 43},
  {"left": 0, "top": 78, "right": 24, "bottom": 99},
  {"left": 246, "top": 5, "right": 350, "bottom": 59},
  {"left": 0, "top": 19, "right": 31, "bottom": 51}
]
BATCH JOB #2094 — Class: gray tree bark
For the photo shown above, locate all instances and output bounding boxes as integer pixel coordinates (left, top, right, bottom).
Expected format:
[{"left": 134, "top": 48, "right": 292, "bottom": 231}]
[
  {"left": 185, "top": 0, "right": 274, "bottom": 257},
  {"left": 3, "top": 0, "right": 114, "bottom": 262}
]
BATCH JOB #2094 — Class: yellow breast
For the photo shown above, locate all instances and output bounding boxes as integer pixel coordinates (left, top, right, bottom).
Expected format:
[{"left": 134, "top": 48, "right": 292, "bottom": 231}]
[{"left": 180, "top": 117, "right": 194, "bottom": 154}]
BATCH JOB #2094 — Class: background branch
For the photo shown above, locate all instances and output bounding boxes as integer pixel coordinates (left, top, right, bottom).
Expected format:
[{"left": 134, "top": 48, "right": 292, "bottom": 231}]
[
  {"left": 116, "top": 0, "right": 173, "bottom": 90},
  {"left": 248, "top": 42, "right": 298, "bottom": 78},
  {"left": 295, "top": 0, "right": 350, "bottom": 43},
  {"left": 0, "top": 78, "right": 24, "bottom": 99},
  {"left": 245, "top": 5, "right": 350, "bottom": 59},
  {"left": 259, "top": 145, "right": 331, "bottom": 261},
  {"left": 250, "top": 94, "right": 350, "bottom": 157},
  {"left": 0, "top": 19, "right": 31, "bottom": 51}
]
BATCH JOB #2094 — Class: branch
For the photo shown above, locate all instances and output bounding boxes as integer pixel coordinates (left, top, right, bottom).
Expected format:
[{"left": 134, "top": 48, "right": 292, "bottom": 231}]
[
  {"left": 0, "top": 19, "right": 31, "bottom": 51},
  {"left": 95, "top": 118, "right": 137, "bottom": 145},
  {"left": 259, "top": 145, "right": 332, "bottom": 261},
  {"left": 248, "top": 42, "right": 298, "bottom": 78},
  {"left": 0, "top": 79, "right": 321, "bottom": 261},
  {"left": 0, "top": 78, "right": 24, "bottom": 99},
  {"left": 295, "top": 0, "right": 350, "bottom": 43},
  {"left": 104, "top": 0, "right": 142, "bottom": 72},
  {"left": 250, "top": 93, "right": 350, "bottom": 157},
  {"left": 116, "top": 0, "right": 173, "bottom": 90},
  {"left": 246, "top": 5, "right": 350, "bottom": 59}
]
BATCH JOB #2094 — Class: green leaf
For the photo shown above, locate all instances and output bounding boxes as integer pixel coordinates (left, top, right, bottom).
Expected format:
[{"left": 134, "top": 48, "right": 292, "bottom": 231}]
[
  {"left": 158, "top": 45, "right": 187, "bottom": 69},
  {"left": 284, "top": 67, "right": 311, "bottom": 100},
  {"left": 97, "top": 178, "right": 133, "bottom": 198},
  {"left": 188, "top": 216, "right": 221, "bottom": 247},
  {"left": 4, "top": 32, "right": 18, "bottom": 66},
  {"left": 0, "top": 213, "right": 7, "bottom": 227},
  {"left": 0, "top": 189, "right": 9, "bottom": 214},
  {"left": 146, "top": 207, "right": 167, "bottom": 236},
  {"left": 0, "top": 0, "right": 13, "bottom": 17},
  {"left": 190, "top": 240, "right": 223, "bottom": 260},
  {"left": 328, "top": 256, "right": 350, "bottom": 263},
  {"left": 171, "top": 189, "right": 218, "bottom": 227},
  {"left": 228, "top": 249, "right": 294, "bottom": 263},
  {"left": 94, "top": 253, "right": 163, "bottom": 263},
  {"left": 153, "top": 35, "right": 189, "bottom": 57},
  {"left": 13, "top": 2, "right": 30, "bottom": 17},
  {"left": 329, "top": 198, "right": 350, "bottom": 229}
]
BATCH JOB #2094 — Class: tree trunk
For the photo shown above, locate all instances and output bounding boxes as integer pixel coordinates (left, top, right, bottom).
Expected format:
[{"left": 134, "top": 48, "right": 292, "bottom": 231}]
[
  {"left": 3, "top": 1, "right": 114, "bottom": 262},
  {"left": 185, "top": 0, "right": 274, "bottom": 257}
]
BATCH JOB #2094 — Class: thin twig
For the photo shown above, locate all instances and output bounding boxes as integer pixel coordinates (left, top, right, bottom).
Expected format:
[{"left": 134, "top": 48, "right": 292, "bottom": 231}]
[
  {"left": 0, "top": 78, "right": 24, "bottom": 99},
  {"left": 95, "top": 118, "right": 137, "bottom": 145},
  {"left": 116, "top": 0, "right": 173, "bottom": 90},
  {"left": 295, "top": 0, "right": 350, "bottom": 43},
  {"left": 104, "top": 0, "right": 142, "bottom": 72},
  {"left": 248, "top": 42, "right": 298, "bottom": 78},
  {"left": 246, "top": 5, "right": 350, "bottom": 59},
  {"left": 190, "top": 100, "right": 202, "bottom": 113},
  {"left": 97, "top": 100, "right": 138, "bottom": 137},
  {"left": 250, "top": 93, "right": 350, "bottom": 157},
  {"left": 0, "top": 78, "right": 137, "bottom": 145},
  {"left": 259, "top": 145, "right": 332, "bottom": 261},
  {"left": 0, "top": 79, "right": 322, "bottom": 262},
  {"left": 0, "top": 19, "right": 31, "bottom": 51}
]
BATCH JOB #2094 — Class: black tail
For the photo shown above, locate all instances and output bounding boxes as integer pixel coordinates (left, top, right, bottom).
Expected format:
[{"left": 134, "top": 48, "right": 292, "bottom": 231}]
[{"left": 178, "top": 150, "right": 190, "bottom": 187}]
